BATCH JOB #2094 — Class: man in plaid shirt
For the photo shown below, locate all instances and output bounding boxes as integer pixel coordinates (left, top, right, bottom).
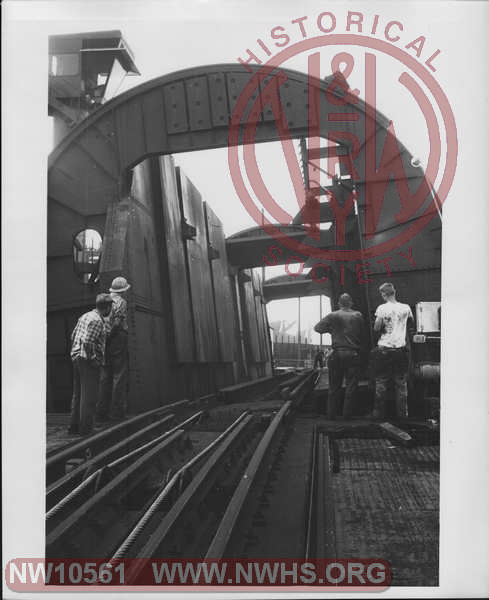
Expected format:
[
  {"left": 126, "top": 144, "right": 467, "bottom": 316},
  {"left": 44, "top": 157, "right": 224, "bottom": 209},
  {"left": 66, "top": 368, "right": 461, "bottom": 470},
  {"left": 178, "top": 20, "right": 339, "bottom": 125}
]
[
  {"left": 69, "top": 294, "right": 113, "bottom": 435},
  {"left": 97, "top": 276, "right": 131, "bottom": 421}
]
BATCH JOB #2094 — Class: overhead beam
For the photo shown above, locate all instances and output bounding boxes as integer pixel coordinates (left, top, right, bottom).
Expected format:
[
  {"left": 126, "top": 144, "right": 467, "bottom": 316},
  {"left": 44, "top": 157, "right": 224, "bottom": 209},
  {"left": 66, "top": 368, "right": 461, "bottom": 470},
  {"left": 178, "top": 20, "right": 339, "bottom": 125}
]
[
  {"left": 226, "top": 231, "right": 308, "bottom": 268},
  {"left": 307, "top": 145, "right": 350, "bottom": 160},
  {"left": 263, "top": 277, "right": 333, "bottom": 303},
  {"left": 226, "top": 228, "right": 337, "bottom": 268}
]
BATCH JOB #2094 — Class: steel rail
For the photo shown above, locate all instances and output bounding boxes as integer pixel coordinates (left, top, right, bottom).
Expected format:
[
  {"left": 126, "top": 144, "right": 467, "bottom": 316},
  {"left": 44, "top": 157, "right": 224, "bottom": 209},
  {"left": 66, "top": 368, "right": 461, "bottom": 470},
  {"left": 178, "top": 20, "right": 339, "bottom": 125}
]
[
  {"left": 204, "top": 400, "right": 292, "bottom": 559},
  {"left": 218, "top": 372, "right": 293, "bottom": 403},
  {"left": 305, "top": 425, "right": 319, "bottom": 560},
  {"left": 46, "top": 429, "right": 185, "bottom": 556},
  {"left": 277, "top": 371, "right": 310, "bottom": 390},
  {"left": 289, "top": 370, "right": 320, "bottom": 404},
  {"left": 46, "top": 399, "right": 190, "bottom": 483},
  {"left": 122, "top": 413, "right": 255, "bottom": 582},
  {"left": 46, "top": 411, "right": 204, "bottom": 524},
  {"left": 46, "top": 373, "right": 290, "bottom": 485},
  {"left": 109, "top": 411, "right": 251, "bottom": 564},
  {"left": 278, "top": 369, "right": 317, "bottom": 402},
  {"left": 46, "top": 413, "right": 176, "bottom": 509},
  {"left": 314, "top": 431, "right": 336, "bottom": 558}
]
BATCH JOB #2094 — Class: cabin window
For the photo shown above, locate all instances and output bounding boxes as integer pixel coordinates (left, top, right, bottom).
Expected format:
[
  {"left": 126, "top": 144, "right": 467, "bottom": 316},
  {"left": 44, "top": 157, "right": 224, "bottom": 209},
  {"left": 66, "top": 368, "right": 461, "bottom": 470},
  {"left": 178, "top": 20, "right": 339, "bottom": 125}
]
[
  {"left": 50, "top": 53, "right": 80, "bottom": 77},
  {"left": 73, "top": 229, "right": 103, "bottom": 284}
]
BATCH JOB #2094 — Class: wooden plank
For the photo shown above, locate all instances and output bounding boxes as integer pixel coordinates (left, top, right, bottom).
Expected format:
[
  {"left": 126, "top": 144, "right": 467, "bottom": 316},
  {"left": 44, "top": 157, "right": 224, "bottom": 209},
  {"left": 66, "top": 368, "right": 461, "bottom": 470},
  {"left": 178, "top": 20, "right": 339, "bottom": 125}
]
[
  {"left": 125, "top": 197, "right": 163, "bottom": 313},
  {"left": 252, "top": 275, "right": 265, "bottom": 361},
  {"left": 130, "top": 311, "right": 168, "bottom": 411},
  {"left": 379, "top": 422, "right": 413, "bottom": 446},
  {"left": 255, "top": 296, "right": 269, "bottom": 361},
  {"left": 204, "top": 203, "right": 235, "bottom": 362},
  {"left": 178, "top": 169, "right": 219, "bottom": 363},
  {"left": 252, "top": 271, "right": 269, "bottom": 362},
  {"left": 158, "top": 155, "right": 194, "bottom": 362},
  {"left": 242, "top": 270, "right": 261, "bottom": 363},
  {"left": 99, "top": 202, "right": 130, "bottom": 274}
]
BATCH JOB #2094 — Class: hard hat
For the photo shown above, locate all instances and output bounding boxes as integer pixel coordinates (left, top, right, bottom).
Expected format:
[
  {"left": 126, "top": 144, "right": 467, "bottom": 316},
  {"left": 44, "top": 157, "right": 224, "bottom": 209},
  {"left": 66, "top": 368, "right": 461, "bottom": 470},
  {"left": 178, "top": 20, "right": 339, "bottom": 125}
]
[{"left": 109, "top": 276, "right": 131, "bottom": 293}]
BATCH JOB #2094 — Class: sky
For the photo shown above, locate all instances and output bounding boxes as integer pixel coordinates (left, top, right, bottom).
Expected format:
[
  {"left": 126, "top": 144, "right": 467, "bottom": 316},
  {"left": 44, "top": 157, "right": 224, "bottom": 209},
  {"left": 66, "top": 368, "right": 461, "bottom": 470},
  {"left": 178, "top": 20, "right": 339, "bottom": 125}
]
[{"left": 4, "top": 1, "right": 489, "bottom": 596}]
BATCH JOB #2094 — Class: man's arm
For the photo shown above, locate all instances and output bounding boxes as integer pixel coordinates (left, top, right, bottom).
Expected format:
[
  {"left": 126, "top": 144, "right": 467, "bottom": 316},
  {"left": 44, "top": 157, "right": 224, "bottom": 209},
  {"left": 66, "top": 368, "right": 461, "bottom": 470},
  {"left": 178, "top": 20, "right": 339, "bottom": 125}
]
[
  {"left": 314, "top": 314, "right": 332, "bottom": 334},
  {"left": 372, "top": 306, "right": 384, "bottom": 347},
  {"left": 358, "top": 313, "right": 369, "bottom": 351},
  {"left": 373, "top": 315, "right": 384, "bottom": 333},
  {"left": 82, "top": 319, "right": 105, "bottom": 364}
]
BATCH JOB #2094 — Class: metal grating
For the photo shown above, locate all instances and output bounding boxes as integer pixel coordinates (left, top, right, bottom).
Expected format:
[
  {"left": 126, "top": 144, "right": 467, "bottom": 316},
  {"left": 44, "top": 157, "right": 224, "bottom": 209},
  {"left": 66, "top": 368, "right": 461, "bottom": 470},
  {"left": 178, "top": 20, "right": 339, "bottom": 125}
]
[
  {"left": 331, "top": 438, "right": 439, "bottom": 586},
  {"left": 335, "top": 508, "right": 439, "bottom": 585},
  {"left": 336, "top": 438, "right": 439, "bottom": 472},
  {"left": 333, "top": 470, "right": 439, "bottom": 511}
]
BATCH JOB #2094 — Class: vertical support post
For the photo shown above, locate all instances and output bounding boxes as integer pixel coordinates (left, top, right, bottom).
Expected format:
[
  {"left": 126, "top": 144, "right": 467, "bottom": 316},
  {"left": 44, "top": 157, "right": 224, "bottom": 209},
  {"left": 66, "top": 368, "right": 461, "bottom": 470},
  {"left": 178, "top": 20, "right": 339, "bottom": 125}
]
[
  {"left": 319, "top": 294, "right": 323, "bottom": 349},
  {"left": 261, "top": 208, "right": 266, "bottom": 284},
  {"left": 298, "top": 296, "right": 301, "bottom": 366},
  {"left": 353, "top": 182, "right": 373, "bottom": 346},
  {"left": 233, "top": 272, "right": 249, "bottom": 379}
]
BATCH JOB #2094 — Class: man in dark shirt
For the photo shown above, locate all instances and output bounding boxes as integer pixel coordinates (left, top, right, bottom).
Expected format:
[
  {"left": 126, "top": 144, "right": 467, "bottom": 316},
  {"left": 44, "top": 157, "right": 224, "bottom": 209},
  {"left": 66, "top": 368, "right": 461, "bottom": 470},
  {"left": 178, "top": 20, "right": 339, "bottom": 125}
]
[
  {"left": 314, "top": 293, "right": 366, "bottom": 418},
  {"left": 313, "top": 349, "right": 325, "bottom": 369}
]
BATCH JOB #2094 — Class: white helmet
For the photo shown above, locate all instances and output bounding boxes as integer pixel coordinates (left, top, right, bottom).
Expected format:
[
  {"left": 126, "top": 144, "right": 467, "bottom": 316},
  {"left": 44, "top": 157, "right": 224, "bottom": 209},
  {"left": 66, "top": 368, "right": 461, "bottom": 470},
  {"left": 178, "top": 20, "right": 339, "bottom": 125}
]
[{"left": 109, "top": 276, "right": 131, "bottom": 293}]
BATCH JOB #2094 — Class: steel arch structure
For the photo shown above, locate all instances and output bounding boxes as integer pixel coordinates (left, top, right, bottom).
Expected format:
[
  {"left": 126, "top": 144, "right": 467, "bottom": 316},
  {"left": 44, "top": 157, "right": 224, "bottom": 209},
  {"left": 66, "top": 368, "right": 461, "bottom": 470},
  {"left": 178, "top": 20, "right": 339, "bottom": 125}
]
[{"left": 47, "top": 62, "right": 443, "bottom": 410}]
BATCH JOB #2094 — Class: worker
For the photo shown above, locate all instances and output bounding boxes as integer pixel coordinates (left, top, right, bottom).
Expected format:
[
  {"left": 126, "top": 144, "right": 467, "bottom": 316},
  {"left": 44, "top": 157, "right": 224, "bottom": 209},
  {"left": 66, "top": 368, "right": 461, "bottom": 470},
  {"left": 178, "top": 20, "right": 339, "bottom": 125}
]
[
  {"left": 69, "top": 294, "right": 113, "bottom": 435},
  {"left": 313, "top": 349, "right": 325, "bottom": 369},
  {"left": 314, "top": 293, "right": 366, "bottom": 418},
  {"left": 371, "top": 282, "right": 414, "bottom": 418},
  {"left": 97, "top": 276, "right": 131, "bottom": 422}
]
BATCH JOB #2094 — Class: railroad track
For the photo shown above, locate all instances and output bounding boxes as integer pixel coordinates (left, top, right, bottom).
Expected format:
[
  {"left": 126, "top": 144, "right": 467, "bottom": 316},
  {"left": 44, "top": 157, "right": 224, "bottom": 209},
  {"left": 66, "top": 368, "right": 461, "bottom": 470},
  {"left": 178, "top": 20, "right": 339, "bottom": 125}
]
[
  {"left": 45, "top": 369, "right": 439, "bottom": 586},
  {"left": 45, "top": 370, "right": 314, "bottom": 562},
  {"left": 46, "top": 411, "right": 205, "bottom": 518},
  {"left": 46, "top": 370, "right": 303, "bottom": 501},
  {"left": 109, "top": 371, "right": 318, "bottom": 582},
  {"left": 46, "top": 399, "right": 194, "bottom": 484}
]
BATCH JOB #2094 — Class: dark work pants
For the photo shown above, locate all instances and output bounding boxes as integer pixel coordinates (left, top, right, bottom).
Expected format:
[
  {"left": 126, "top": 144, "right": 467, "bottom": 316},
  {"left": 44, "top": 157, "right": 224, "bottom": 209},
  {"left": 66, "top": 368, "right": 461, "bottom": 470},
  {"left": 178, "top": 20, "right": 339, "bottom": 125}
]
[
  {"left": 372, "top": 347, "right": 409, "bottom": 418},
  {"left": 70, "top": 358, "right": 99, "bottom": 435},
  {"left": 327, "top": 349, "right": 361, "bottom": 418},
  {"left": 97, "top": 331, "right": 128, "bottom": 420}
]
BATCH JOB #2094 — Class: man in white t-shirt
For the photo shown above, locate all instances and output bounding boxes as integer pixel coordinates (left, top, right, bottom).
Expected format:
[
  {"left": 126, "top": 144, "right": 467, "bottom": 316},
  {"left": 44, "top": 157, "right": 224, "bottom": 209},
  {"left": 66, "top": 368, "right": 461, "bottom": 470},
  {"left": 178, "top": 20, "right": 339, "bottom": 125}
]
[{"left": 372, "top": 282, "right": 414, "bottom": 418}]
